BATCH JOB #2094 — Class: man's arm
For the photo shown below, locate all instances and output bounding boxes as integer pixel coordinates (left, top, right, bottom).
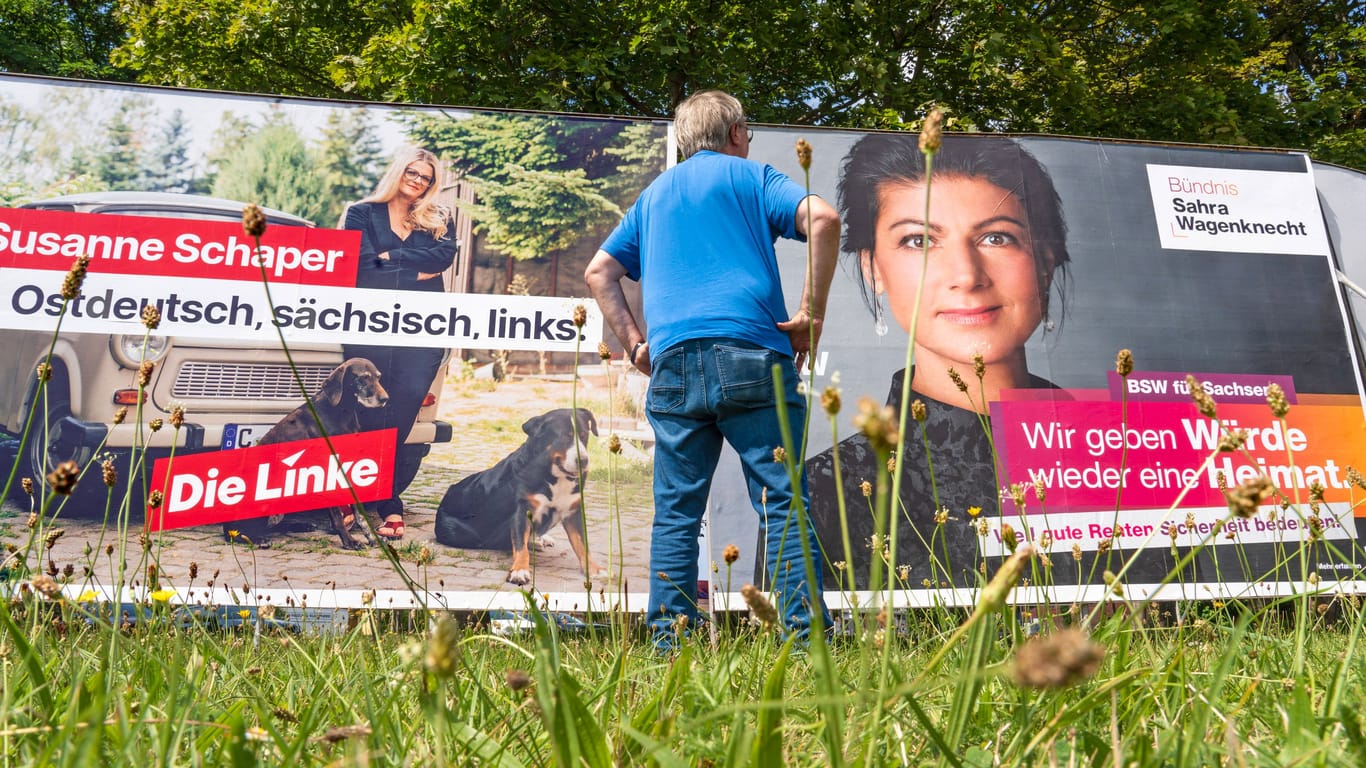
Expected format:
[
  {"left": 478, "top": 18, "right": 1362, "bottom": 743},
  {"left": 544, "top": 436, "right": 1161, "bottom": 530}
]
[
  {"left": 776, "top": 195, "right": 840, "bottom": 372},
  {"left": 584, "top": 249, "right": 651, "bottom": 375}
]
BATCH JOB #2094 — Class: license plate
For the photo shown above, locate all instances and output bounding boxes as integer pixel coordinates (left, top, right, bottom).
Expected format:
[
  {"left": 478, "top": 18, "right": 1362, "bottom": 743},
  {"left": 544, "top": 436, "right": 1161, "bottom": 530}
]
[{"left": 222, "top": 423, "right": 275, "bottom": 449}]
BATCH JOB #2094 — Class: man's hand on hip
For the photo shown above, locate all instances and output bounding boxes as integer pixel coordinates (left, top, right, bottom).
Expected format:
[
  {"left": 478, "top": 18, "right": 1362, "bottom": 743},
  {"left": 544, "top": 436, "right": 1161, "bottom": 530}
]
[{"left": 777, "top": 308, "right": 822, "bottom": 373}]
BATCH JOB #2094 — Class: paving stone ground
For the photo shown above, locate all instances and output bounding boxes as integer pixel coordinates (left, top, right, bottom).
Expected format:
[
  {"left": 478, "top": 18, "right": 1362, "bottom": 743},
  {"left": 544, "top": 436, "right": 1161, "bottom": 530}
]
[{"left": 5, "top": 369, "right": 657, "bottom": 603}]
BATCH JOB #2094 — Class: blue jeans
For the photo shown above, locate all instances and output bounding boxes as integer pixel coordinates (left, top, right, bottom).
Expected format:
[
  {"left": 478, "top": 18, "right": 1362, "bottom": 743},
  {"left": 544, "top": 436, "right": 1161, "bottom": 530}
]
[{"left": 645, "top": 338, "right": 830, "bottom": 644}]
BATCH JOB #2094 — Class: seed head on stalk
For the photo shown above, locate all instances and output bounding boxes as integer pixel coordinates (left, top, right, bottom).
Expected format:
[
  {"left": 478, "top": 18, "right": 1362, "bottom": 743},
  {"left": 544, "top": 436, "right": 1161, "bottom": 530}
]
[
  {"left": 911, "top": 399, "right": 927, "bottom": 423},
  {"left": 723, "top": 544, "right": 740, "bottom": 565},
  {"left": 242, "top": 204, "right": 267, "bottom": 238},
  {"left": 741, "top": 583, "right": 779, "bottom": 628},
  {"left": 1186, "top": 374, "right": 1217, "bottom": 418},
  {"left": 918, "top": 108, "right": 944, "bottom": 155},
  {"left": 1012, "top": 628, "right": 1105, "bottom": 689},
  {"left": 1224, "top": 475, "right": 1275, "bottom": 518},
  {"left": 795, "top": 138, "right": 813, "bottom": 171},
  {"left": 31, "top": 574, "right": 61, "bottom": 600},
  {"left": 61, "top": 255, "right": 91, "bottom": 301},
  {"left": 425, "top": 615, "right": 461, "bottom": 679},
  {"left": 820, "top": 385, "right": 841, "bottom": 415},
  {"left": 46, "top": 461, "right": 78, "bottom": 495},
  {"left": 1116, "top": 349, "right": 1134, "bottom": 377},
  {"left": 1267, "top": 383, "right": 1289, "bottom": 418},
  {"left": 853, "top": 397, "right": 899, "bottom": 454},
  {"left": 977, "top": 543, "right": 1034, "bottom": 615},
  {"left": 141, "top": 303, "right": 161, "bottom": 330}
]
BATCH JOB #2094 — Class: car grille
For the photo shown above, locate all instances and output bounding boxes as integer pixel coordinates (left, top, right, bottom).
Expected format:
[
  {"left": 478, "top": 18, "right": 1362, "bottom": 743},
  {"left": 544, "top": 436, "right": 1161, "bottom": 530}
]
[{"left": 171, "top": 362, "right": 336, "bottom": 400}]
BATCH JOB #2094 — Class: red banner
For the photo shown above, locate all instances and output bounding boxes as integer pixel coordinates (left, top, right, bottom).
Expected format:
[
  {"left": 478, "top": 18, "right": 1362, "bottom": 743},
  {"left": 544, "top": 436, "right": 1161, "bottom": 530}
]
[
  {"left": 145, "top": 429, "right": 396, "bottom": 531},
  {"left": 0, "top": 208, "right": 360, "bottom": 286}
]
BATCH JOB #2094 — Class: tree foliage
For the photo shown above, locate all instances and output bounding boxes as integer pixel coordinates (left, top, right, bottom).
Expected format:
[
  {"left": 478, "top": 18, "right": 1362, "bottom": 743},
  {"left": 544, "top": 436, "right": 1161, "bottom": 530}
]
[
  {"left": 209, "top": 117, "right": 329, "bottom": 224},
  {"left": 315, "top": 109, "right": 386, "bottom": 225},
  {"left": 3, "top": 1, "right": 1361, "bottom": 169},
  {"left": 402, "top": 112, "right": 663, "bottom": 261},
  {"left": 0, "top": 0, "right": 129, "bottom": 80}
]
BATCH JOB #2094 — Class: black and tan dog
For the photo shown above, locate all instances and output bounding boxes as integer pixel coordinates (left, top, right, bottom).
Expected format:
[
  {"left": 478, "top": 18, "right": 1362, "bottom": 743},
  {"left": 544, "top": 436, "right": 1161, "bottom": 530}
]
[
  {"left": 435, "top": 408, "right": 603, "bottom": 586},
  {"left": 225, "top": 357, "right": 389, "bottom": 550}
]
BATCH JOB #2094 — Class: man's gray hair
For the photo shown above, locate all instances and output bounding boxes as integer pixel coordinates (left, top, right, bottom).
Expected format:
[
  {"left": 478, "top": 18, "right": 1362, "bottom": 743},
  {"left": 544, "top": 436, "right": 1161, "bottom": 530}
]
[{"left": 675, "top": 90, "right": 745, "bottom": 159}]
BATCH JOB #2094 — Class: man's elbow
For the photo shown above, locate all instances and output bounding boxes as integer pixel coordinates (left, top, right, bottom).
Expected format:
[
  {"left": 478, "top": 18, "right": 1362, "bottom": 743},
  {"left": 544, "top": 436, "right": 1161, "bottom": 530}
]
[
  {"left": 811, "top": 199, "right": 840, "bottom": 231},
  {"left": 583, "top": 251, "right": 617, "bottom": 292},
  {"left": 799, "top": 197, "right": 840, "bottom": 238}
]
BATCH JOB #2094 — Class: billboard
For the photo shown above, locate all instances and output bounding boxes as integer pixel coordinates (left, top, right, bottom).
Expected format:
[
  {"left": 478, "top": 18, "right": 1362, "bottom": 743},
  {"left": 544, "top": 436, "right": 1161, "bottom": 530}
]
[
  {"left": 0, "top": 74, "right": 666, "bottom": 612},
  {"left": 720, "top": 128, "right": 1366, "bottom": 607},
  {"left": 3, "top": 72, "right": 1364, "bottom": 613}
]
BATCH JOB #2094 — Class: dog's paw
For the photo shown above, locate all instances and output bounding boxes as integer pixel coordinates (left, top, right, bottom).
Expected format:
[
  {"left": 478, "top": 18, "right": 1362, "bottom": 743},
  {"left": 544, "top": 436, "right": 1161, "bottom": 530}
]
[
  {"left": 533, "top": 535, "right": 556, "bottom": 551},
  {"left": 507, "top": 569, "right": 533, "bottom": 586}
]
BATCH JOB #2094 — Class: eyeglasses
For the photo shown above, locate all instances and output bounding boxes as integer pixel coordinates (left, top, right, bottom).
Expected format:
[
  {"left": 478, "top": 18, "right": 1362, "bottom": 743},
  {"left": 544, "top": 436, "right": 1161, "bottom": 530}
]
[
  {"left": 403, "top": 167, "right": 435, "bottom": 186},
  {"left": 747, "top": 127, "right": 755, "bottom": 142}
]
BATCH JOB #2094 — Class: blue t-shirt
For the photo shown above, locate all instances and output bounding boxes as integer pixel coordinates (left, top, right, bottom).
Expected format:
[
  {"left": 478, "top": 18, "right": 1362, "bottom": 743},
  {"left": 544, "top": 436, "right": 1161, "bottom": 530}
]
[{"left": 600, "top": 150, "right": 810, "bottom": 359}]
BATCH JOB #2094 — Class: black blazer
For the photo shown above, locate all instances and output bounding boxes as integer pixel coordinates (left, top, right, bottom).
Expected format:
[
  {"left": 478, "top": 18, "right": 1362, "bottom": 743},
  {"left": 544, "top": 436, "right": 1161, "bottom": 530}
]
[{"left": 344, "top": 201, "right": 458, "bottom": 292}]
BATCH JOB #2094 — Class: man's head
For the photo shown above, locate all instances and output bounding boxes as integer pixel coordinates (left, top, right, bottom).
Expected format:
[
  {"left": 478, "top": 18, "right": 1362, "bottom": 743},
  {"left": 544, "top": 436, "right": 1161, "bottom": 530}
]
[{"left": 675, "top": 90, "right": 749, "bottom": 159}]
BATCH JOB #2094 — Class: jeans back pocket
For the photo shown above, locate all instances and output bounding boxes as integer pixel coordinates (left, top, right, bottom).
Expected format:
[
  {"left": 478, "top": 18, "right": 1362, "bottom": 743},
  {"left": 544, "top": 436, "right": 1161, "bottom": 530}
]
[
  {"left": 715, "top": 344, "right": 777, "bottom": 408},
  {"left": 646, "top": 346, "right": 687, "bottom": 413}
]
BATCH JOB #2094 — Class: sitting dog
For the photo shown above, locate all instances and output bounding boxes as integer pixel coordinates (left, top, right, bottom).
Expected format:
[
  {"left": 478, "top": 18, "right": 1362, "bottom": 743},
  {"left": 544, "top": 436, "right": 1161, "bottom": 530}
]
[
  {"left": 435, "top": 408, "right": 603, "bottom": 586},
  {"left": 225, "top": 357, "right": 389, "bottom": 550}
]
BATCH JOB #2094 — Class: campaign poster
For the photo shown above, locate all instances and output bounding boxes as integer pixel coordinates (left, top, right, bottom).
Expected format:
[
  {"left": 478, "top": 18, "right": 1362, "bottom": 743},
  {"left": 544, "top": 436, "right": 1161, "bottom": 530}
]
[
  {"left": 712, "top": 128, "right": 1366, "bottom": 608},
  {"left": 0, "top": 74, "right": 667, "bottom": 611}
]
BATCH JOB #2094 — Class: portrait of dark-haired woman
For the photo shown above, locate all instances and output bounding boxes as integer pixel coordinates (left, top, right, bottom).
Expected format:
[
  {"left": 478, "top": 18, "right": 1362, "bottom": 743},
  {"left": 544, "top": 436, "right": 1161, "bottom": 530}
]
[{"left": 806, "top": 134, "right": 1071, "bottom": 590}]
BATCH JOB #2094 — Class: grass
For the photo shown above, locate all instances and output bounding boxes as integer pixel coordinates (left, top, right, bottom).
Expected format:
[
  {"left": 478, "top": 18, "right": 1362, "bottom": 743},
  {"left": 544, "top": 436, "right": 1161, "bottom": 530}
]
[{"left": 0, "top": 597, "right": 1363, "bottom": 766}]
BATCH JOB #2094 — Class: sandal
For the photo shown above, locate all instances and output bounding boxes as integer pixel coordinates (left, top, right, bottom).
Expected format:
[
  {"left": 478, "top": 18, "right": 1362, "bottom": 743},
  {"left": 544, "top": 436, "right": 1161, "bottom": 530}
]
[{"left": 377, "top": 515, "right": 405, "bottom": 540}]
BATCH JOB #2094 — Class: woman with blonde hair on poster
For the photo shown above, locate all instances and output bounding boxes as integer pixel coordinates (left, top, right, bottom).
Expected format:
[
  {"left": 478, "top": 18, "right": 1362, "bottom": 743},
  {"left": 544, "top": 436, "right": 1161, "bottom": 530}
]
[{"left": 341, "top": 146, "right": 458, "bottom": 540}]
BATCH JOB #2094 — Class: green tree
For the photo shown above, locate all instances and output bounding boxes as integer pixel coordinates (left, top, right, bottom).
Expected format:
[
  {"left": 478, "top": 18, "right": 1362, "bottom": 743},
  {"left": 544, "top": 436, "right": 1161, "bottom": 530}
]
[
  {"left": 93, "top": 97, "right": 152, "bottom": 190},
  {"left": 201, "top": 112, "right": 260, "bottom": 194},
  {"left": 315, "top": 108, "right": 386, "bottom": 225},
  {"left": 105, "top": 0, "right": 1366, "bottom": 170},
  {"left": 140, "top": 109, "right": 196, "bottom": 193},
  {"left": 0, "top": 0, "right": 129, "bottom": 80},
  {"left": 404, "top": 111, "right": 664, "bottom": 291},
  {"left": 113, "top": 0, "right": 394, "bottom": 97},
  {"left": 1261, "top": 0, "right": 1366, "bottom": 166},
  {"left": 210, "top": 117, "right": 328, "bottom": 223}
]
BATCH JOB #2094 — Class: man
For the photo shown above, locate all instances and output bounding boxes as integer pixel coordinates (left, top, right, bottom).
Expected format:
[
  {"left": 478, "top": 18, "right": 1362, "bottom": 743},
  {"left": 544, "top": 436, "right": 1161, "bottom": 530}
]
[{"left": 584, "top": 89, "right": 840, "bottom": 645}]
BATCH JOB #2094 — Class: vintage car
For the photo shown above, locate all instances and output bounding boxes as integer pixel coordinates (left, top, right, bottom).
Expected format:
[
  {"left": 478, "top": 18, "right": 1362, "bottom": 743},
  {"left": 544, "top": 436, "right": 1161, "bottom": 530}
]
[{"left": 1, "top": 191, "right": 453, "bottom": 504}]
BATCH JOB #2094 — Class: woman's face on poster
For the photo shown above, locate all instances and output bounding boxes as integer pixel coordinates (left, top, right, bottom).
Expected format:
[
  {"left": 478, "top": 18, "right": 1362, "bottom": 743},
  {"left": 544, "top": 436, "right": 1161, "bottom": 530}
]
[
  {"left": 399, "top": 160, "right": 437, "bottom": 201},
  {"left": 864, "top": 176, "right": 1049, "bottom": 370}
]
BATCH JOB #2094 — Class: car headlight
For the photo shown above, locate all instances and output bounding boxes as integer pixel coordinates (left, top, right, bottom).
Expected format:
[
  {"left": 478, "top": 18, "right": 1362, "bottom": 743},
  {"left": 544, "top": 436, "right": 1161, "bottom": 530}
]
[{"left": 110, "top": 334, "right": 170, "bottom": 368}]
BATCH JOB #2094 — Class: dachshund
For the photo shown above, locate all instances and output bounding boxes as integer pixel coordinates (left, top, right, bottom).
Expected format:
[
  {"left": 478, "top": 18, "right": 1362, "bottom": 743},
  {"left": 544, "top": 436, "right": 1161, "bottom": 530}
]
[{"left": 224, "top": 357, "right": 389, "bottom": 549}]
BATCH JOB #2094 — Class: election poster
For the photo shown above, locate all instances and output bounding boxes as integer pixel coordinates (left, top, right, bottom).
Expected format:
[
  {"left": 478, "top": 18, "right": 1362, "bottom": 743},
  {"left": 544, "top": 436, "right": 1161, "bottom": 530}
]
[
  {"left": 0, "top": 73, "right": 667, "bottom": 612},
  {"left": 4, "top": 71, "right": 1366, "bottom": 615},
  {"left": 713, "top": 127, "right": 1366, "bottom": 608}
]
